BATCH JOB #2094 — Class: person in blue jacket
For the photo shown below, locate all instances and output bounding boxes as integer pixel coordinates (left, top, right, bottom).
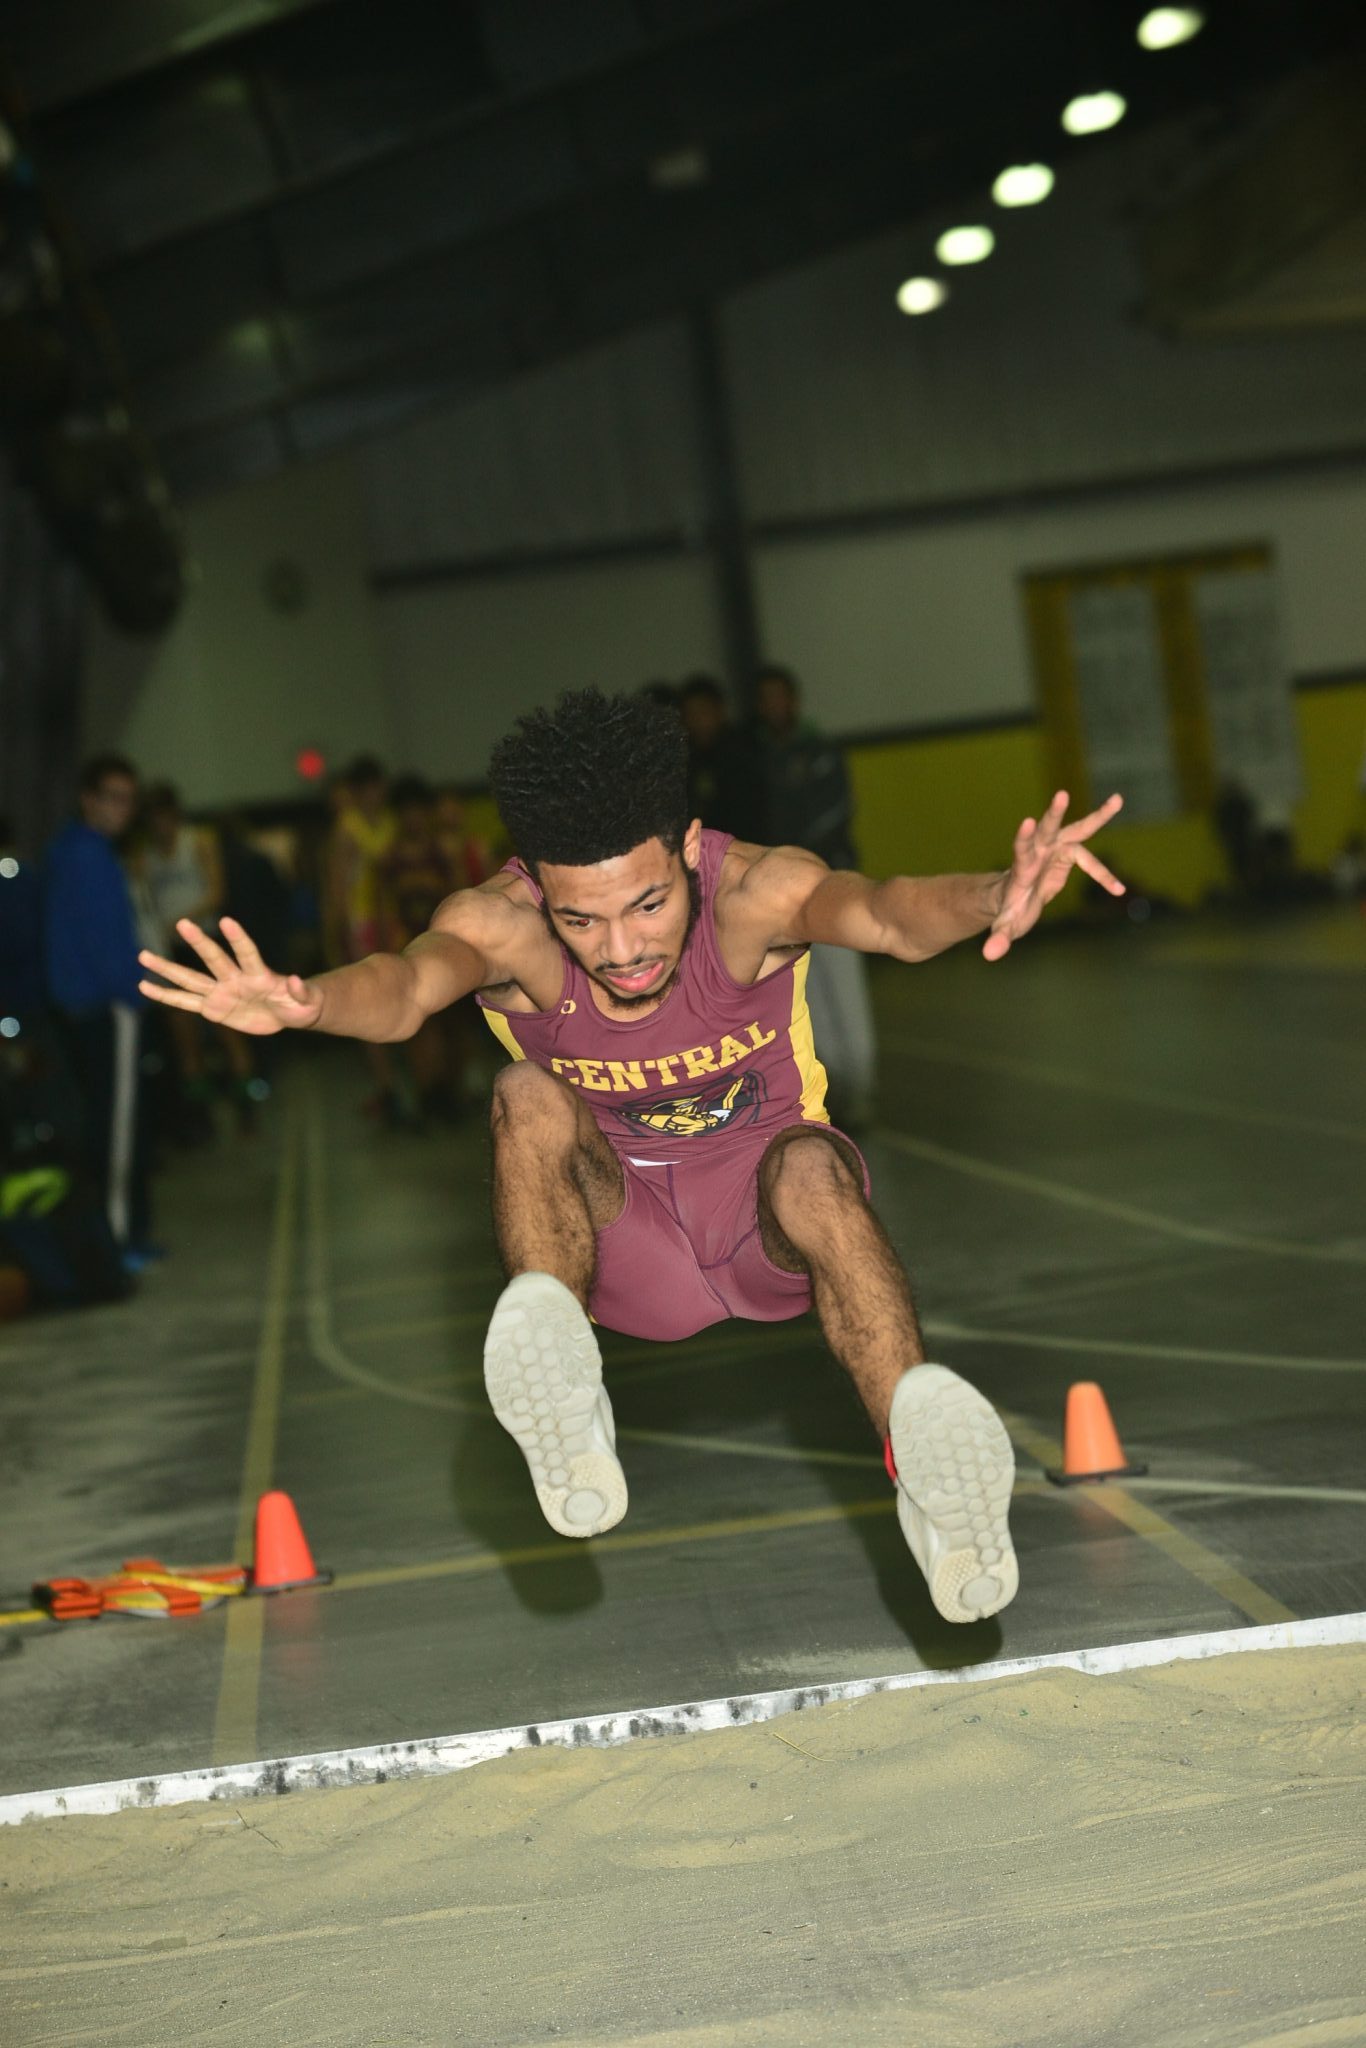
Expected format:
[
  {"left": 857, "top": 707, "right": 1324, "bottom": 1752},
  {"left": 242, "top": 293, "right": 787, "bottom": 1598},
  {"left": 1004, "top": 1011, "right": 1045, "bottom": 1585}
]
[{"left": 43, "top": 754, "right": 157, "bottom": 1267}]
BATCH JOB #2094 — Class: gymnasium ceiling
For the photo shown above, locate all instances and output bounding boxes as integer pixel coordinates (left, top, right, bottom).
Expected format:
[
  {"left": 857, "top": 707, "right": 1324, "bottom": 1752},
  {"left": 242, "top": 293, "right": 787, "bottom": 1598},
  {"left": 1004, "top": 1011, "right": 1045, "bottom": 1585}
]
[{"left": 4, "top": 0, "right": 1365, "bottom": 511}]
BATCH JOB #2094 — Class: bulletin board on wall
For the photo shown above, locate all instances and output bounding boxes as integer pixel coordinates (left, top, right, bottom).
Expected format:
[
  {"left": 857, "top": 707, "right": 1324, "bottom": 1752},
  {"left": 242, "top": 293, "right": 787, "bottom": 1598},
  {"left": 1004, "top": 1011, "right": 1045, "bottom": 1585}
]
[{"left": 1022, "top": 546, "right": 1302, "bottom": 825}]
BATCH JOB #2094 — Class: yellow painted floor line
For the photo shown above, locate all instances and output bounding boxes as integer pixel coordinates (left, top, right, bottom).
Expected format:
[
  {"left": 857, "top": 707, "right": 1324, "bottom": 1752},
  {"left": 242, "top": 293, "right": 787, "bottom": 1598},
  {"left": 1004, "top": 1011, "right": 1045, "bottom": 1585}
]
[
  {"left": 209, "top": 1093, "right": 300, "bottom": 1766},
  {"left": 883, "top": 1128, "right": 1366, "bottom": 1268},
  {"left": 614, "top": 1424, "right": 882, "bottom": 1469},
  {"left": 1, "top": 1487, "right": 1052, "bottom": 1628},
  {"left": 996, "top": 1404, "right": 1296, "bottom": 1628},
  {"left": 331, "top": 1498, "right": 902, "bottom": 1595}
]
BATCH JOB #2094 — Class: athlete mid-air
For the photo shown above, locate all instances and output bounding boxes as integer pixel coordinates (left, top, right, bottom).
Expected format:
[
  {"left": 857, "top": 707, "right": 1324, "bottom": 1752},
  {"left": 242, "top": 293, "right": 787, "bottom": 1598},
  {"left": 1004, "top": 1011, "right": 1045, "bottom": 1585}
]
[{"left": 139, "top": 689, "right": 1124, "bottom": 1624}]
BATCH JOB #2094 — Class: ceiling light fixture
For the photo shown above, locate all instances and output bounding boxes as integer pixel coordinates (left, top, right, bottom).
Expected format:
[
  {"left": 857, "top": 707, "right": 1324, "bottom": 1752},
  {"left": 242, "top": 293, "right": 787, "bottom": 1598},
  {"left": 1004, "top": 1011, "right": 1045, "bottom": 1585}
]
[
  {"left": 936, "top": 226, "right": 995, "bottom": 266},
  {"left": 896, "top": 276, "right": 948, "bottom": 315},
  {"left": 649, "top": 144, "right": 710, "bottom": 191},
  {"left": 1137, "top": 7, "right": 1205, "bottom": 51},
  {"left": 992, "top": 162, "right": 1055, "bottom": 207},
  {"left": 1061, "top": 90, "right": 1128, "bottom": 136}
]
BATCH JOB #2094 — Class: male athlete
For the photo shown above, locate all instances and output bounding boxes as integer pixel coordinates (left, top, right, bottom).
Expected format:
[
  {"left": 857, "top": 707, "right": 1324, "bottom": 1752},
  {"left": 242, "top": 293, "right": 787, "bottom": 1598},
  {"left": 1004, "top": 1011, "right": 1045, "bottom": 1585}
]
[{"left": 139, "top": 691, "right": 1124, "bottom": 1624}]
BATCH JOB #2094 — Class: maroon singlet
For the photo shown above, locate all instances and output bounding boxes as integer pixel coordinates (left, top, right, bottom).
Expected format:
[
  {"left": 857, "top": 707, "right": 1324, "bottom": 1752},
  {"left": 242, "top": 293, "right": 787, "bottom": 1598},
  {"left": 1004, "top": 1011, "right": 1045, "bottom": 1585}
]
[{"left": 477, "top": 830, "right": 868, "bottom": 1341}]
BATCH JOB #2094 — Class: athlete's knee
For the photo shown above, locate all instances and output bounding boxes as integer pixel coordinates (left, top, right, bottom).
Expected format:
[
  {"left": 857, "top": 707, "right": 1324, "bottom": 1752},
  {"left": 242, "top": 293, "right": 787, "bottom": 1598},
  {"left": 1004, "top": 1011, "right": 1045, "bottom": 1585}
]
[
  {"left": 490, "top": 1060, "right": 577, "bottom": 1134},
  {"left": 763, "top": 1129, "right": 862, "bottom": 1215}
]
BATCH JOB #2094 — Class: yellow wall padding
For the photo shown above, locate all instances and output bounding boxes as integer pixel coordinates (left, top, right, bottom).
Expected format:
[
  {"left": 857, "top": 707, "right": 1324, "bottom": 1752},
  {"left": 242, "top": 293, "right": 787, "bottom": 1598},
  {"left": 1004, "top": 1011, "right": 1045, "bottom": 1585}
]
[{"left": 844, "top": 678, "right": 1364, "bottom": 910}]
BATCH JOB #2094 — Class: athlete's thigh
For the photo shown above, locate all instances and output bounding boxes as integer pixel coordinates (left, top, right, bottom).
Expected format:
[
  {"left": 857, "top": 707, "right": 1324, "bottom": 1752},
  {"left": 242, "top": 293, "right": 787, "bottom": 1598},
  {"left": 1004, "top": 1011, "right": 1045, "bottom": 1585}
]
[
  {"left": 756, "top": 1123, "right": 872, "bottom": 1272},
  {"left": 494, "top": 1060, "right": 626, "bottom": 1229},
  {"left": 571, "top": 1095, "right": 629, "bottom": 1231}
]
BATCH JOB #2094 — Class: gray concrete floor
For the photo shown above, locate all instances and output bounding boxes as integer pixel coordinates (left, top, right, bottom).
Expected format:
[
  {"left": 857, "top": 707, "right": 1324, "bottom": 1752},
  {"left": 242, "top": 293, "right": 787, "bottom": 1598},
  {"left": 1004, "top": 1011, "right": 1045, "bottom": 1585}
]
[{"left": 2, "top": 907, "right": 1364, "bottom": 1797}]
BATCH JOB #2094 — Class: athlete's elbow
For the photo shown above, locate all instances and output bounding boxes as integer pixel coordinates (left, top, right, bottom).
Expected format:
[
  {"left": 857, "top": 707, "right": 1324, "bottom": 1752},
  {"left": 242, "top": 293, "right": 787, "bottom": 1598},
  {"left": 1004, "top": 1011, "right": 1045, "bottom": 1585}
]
[
  {"left": 879, "top": 925, "right": 937, "bottom": 965},
  {"left": 375, "top": 1004, "right": 425, "bottom": 1043}
]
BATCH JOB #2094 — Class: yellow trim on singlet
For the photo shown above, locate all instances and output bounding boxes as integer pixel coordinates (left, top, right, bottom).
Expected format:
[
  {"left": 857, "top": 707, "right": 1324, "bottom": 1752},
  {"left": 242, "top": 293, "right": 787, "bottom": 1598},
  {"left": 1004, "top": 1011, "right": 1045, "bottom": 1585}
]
[
  {"left": 788, "top": 951, "right": 830, "bottom": 1123},
  {"left": 481, "top": 1007, "right": 526, "bottom": 1062}
]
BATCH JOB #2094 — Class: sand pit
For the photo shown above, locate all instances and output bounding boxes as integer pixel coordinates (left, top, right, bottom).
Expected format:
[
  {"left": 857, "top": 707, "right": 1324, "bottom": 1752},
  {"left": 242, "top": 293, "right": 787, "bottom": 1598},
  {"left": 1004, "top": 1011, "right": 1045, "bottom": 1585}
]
[{"left": 3, "top": 1643, "right": 1363, "bottom": 2047}]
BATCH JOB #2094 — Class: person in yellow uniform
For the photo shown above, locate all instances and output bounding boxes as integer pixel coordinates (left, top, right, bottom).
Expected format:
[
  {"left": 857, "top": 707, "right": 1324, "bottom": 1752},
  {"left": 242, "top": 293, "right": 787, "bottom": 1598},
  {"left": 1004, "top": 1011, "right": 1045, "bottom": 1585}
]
[{"left": 324, "top": 757, "right": 403, "bottom": 1123}]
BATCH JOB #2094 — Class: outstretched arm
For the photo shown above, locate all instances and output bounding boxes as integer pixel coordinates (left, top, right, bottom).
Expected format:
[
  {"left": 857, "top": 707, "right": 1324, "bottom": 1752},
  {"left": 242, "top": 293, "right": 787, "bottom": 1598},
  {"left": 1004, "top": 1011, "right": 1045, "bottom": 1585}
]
[
  {"left": 138, "top": 894, "right": 501, "bottom": 1040},
  {"left": 777, "top": 790, "right": 1125, "bottom": 964}
]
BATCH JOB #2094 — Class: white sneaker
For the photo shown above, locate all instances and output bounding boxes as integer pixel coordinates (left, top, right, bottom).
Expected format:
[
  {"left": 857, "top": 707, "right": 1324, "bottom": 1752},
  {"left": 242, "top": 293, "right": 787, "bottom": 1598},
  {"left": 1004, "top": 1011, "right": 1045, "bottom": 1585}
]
[
  {"left": 483, "top": 1272, "right": 628, "bottom": 1540},
  {"left": 887, "top": 1364, "right": 1018, "bottom": 1623}
]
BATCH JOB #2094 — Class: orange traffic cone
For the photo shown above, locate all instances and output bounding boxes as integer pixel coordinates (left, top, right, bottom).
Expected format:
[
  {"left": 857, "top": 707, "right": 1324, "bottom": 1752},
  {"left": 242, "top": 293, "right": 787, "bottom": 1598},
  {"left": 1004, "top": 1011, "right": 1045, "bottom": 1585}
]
[
  {"left": 1046, "top": 1382, "right": 1147, "bottom": 1486},
  {"left": 250, "top": 1491, "right": 332, "bottom": 1593}
]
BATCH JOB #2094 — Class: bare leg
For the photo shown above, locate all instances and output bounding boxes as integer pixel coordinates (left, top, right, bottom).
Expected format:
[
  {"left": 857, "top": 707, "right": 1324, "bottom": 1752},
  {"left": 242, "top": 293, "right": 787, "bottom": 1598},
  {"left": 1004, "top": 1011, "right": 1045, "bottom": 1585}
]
[
  {"left": 758, "top": 1126, "right": 1017, "bottom": 1624},
  {"left": 484, "top": 1062, "right": 628, "bottom": 1538},
  {"left": 489, "top": 1061, "right": 625, "bottom": 1309},
  {"left": 758, "top": 1127, "right": 922, "bottom": 1436}
]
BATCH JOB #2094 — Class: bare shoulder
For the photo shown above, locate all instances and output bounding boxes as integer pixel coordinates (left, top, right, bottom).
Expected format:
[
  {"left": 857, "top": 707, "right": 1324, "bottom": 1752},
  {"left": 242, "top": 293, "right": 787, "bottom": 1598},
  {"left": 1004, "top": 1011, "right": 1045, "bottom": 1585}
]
[
  {"left": 719, "top": 839, "right": 829, "bottom": 940},
  {"left": 429, "top": 873, "right": 554, "bottom": 990}
]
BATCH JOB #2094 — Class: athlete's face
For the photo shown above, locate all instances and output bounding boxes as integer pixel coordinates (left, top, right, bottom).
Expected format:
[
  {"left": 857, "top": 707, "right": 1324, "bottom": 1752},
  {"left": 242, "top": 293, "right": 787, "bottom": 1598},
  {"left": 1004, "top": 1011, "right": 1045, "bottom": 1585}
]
[{"left": 539, "top": 821, "right": 703, "bottom": 1010}]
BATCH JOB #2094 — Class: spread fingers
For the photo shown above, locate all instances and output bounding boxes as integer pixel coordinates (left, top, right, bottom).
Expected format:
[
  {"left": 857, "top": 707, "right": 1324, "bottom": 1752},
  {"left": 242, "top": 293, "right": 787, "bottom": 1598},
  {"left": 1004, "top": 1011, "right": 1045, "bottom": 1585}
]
[
  {"left": 174, "top": 918, "right": 237, "bottom": 978},
  {"left": 220, "top": 917, "right": 267, "bottom": 975},
  {"left": 1074, "top": 844, "right": 1125, "bottom": 894},
  {"left": 137, "top": 948, "right": 214, "bottom": 994},
  {"left": 1064, "top": 792, "right": 1124, "bottom": 840},
  {"left": 139, "top": 980, "right": 206, "bottom": 1013}
]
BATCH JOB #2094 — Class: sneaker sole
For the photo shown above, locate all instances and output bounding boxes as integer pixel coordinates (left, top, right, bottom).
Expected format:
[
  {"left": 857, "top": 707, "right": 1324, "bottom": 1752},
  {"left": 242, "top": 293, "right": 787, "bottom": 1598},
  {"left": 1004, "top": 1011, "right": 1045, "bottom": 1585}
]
[
  {"left": 483, "top": 1273, "right": 628, "bottom": 1540},
  {"left": 889, "top": 1365, "right": 1018, "bottom": 1624}
]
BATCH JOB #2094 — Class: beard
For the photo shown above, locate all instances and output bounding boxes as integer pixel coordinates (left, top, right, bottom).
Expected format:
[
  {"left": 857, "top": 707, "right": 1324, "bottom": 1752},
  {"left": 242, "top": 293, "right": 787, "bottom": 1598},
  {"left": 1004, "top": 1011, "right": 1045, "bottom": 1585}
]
[{"left": 577, "top": 863, "right": 703, "bottom": 1011}]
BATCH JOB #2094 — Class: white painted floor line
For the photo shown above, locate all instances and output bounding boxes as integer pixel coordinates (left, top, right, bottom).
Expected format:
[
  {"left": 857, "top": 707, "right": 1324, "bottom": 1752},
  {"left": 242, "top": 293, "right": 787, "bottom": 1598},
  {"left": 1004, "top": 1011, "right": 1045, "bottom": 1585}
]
[
  {"left": 4, "top": 1611, "right": 1363, "bottom": 1827},
  {"left": 883, "top": 1130, "right": 1366, "bottom": 1267},
  {"left": 880, "top": 1033, "right": 1366, "bottom": 1145},
  {"left": 304, "top": 1090, "right": 472, "bottom": 1417},
  {"left": 928, "top": 1318, "right": 1366, "bottom": 1376}
]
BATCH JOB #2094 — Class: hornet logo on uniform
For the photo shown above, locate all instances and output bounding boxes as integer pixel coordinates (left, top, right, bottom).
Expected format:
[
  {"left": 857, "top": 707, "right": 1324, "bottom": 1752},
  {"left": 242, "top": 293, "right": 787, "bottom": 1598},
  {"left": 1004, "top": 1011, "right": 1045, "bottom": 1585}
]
[{"left": 614, "top": 1070, "right": 765, "bottom": 1138}]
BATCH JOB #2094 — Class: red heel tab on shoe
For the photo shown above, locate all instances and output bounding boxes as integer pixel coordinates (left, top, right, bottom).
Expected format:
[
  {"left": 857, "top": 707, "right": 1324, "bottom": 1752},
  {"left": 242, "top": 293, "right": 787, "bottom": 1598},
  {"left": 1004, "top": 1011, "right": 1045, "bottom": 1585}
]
[{"left": 883, "top": 1436, "right": 898, "bottom": 1483}]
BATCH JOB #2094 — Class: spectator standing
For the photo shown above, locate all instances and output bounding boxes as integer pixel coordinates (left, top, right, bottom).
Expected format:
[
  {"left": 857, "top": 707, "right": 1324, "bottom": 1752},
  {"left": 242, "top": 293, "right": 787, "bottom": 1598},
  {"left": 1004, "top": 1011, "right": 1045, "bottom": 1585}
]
[
  {"left": 754, "top": 664, "right": 877, "bottom": 1129},
  {"left": 381, "top": 776, "right": 464, "bottom": 1121},
  {"left": 433, "top": 785, "right": 493, "bottom": 888},
  {"left": 133, "top": 783, "right": 226, "bottom": 1142},
  {"left": 138, "top": 785, "right": 222, "bottom": 936},
  {"left": 325, "top": 756, "right": 402, "bottom": 1123},
  {"left": 42, "top": 755, "right": 156, "bottom": 1265},
  {"left": 679, "top": 675, "right": 765, "bottom": 840}
]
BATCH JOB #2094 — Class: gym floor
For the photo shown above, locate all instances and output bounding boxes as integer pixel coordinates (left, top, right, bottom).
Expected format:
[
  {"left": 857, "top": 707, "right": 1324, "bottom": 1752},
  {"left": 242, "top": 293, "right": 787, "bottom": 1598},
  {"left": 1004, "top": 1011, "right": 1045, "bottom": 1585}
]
[{"left": 2, "top": 907, "right": 1364, "bottom": 1799}]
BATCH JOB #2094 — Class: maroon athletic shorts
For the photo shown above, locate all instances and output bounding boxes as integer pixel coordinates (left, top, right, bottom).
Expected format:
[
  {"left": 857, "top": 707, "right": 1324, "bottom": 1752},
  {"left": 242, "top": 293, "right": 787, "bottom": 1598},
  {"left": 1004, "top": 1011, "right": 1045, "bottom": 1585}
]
[{"left": 587, "top": 1122, "right": 871, "bottom": 1343}]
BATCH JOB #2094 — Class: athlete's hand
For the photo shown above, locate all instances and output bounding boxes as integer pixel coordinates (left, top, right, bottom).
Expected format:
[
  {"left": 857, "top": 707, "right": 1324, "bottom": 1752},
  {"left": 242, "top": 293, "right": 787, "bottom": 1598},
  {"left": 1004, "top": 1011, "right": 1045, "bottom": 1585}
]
[
  {"left": 983, "top": 791, "right": 1125, "bottom": 962},
  {"left": 138, "top": 917, "right": 323, "bottom": 1034}
]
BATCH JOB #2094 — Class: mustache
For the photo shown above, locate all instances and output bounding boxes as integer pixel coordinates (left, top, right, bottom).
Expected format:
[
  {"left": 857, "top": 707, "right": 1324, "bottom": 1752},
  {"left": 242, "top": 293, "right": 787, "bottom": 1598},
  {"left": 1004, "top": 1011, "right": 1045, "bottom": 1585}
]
[{"left": 585, "top": 866, "right": 703, "bottom": 997}]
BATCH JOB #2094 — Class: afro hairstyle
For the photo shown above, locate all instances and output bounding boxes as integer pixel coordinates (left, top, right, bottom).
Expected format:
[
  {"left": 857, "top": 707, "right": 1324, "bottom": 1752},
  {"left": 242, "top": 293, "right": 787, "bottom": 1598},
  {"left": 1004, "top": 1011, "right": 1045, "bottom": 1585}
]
[{"left": 488, "top": 688, "right": 689, "bottom": 870}]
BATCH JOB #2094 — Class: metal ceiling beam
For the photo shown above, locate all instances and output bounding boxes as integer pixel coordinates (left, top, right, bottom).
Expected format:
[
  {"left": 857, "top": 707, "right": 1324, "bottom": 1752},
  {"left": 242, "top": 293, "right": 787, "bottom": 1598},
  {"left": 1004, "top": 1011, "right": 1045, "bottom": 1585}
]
[
  {"left": 14, "top": 0, "right": 1361, "bottom": 507},
  {"left": 100, "top": 0, "right": 1093, "bottom": 394},
  {"left": 127, "top": 0, "right": 1265, "bottom": 463},
  {"left": 2, "top": 0, "right": 344, "bottom": 115},
  {"left": 28, "top": 0, "right": 792, "bottom": 273},
  {"left": 145, "top": 89, "right": 1104, "bottom": 491}
]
